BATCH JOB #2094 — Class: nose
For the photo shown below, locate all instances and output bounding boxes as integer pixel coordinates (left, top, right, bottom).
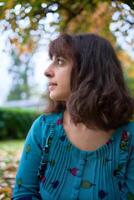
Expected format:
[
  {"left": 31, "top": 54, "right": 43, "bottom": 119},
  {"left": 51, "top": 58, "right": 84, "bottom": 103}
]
[{"left": 44, "top": 65, "right": 54, "bottom": 78}]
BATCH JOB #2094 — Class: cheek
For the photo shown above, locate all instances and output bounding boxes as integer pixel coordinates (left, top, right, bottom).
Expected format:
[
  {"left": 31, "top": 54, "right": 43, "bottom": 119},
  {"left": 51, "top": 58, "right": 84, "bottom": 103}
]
[
  {"left": 60, "top": 77, "right": 70, "bottom": 89},
  {"left": 49, "top": 67, "right": 72, "bottom": 100},
  {"left": 59, "top": 69, "right": 71, "bottom": 88},
  {"left": 61, "top": 80, "right": 71, "bottom": 96},
  {"left": 49, "top": 77, "right": 71, "bottom": 101}
]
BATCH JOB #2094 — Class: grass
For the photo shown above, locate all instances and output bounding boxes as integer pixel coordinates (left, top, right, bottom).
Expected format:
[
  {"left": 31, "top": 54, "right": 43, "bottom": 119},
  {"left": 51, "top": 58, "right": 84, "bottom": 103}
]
[
  {"left": 0, "top": 140, "right": 25, "bottom": 199},
  {"left": 0, "top": 139, "right": 24, "bottom": 160},
  {"left": 0, "top": 139, "right": 24, "bottom": 152}
]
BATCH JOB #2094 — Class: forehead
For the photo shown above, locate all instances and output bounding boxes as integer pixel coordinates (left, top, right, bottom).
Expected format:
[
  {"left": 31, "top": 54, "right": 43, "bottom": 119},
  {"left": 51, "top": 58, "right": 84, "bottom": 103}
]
[{"left": 49, "top": 37, "right": 74, "bottom": 60}]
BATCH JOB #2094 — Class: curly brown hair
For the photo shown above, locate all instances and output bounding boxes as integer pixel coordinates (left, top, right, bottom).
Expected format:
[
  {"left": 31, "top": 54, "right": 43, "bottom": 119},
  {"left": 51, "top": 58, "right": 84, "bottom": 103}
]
[{"left": 45, "top": 33, "right": 134, "bottom": 131}]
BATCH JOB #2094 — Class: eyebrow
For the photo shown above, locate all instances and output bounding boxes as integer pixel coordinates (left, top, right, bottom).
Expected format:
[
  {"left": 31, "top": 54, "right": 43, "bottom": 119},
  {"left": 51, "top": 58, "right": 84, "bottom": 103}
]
[{"left": 52, "top": 56, "right": 66, "bottom": 61}]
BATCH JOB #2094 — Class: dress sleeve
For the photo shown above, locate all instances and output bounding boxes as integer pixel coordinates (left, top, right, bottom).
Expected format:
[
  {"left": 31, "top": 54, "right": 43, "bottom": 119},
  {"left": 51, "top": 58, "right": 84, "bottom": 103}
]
[
  {"left": 12, "top": 115, "right": 46, "bottom": 200},
  {"left": 125, "top": 122, "right": 134, "bottom": 198}
]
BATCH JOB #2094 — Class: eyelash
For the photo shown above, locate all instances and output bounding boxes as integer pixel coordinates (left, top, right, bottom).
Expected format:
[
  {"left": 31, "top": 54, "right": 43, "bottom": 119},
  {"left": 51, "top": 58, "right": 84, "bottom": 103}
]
[{"left": 56, "top": 58, "right": 65, "bottom": 65}]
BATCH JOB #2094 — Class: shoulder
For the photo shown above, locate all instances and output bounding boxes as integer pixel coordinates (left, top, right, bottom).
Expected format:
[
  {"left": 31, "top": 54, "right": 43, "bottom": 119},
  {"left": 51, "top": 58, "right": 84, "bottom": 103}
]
[
  {"left": 124, "top": 121, "right": 134, "bottom": 145},
  {"left": 30, "top": 111, "right": 63, "bottom": 135},
  {"left": 26, "top": 112, "right": 63, "bottom": 146},
  {"left": 40, "top": 111, "right": 63, "bottom": 125},
  {"left": 125, "top": 121, "right": 134, "bottom": 134},
  {"left": 32, "top": 111, "right": 63, "bottom": 126}
]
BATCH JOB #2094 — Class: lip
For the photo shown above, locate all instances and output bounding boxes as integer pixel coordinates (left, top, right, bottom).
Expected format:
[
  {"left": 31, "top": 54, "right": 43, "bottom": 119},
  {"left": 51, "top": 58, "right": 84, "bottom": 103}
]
[
  {"left": 48, "top": 82, "right": 57, "bottom": 91},
  {"left": 48, "top": 82, "right": 57, "bottom": 86}
]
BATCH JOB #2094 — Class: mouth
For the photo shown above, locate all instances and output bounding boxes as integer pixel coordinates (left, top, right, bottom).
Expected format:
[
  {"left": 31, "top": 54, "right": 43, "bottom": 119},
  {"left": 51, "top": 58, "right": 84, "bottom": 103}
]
[{"left": 48, "top": 83, "right": 57, "bottom": 91}]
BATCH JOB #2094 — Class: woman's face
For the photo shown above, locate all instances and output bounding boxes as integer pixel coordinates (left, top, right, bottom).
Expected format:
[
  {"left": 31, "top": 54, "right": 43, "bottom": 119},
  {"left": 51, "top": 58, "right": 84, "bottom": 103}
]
[{"left": 44, "top": 55, "right": 73, "bottom": 101}]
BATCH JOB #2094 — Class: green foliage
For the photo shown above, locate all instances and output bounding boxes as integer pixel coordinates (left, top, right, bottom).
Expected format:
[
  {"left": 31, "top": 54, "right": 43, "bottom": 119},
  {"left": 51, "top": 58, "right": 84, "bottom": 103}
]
[
  {"left": 126, "top": 77, "right": 134, "bottom": 96},
  {"left": 0, "top": 0, "right": 133, "bottom": 43},
  {"left": 0, "top": 107, "right": 41, "bottom": 140},
  {"left": 121, "top": 0, "right": 134, "bottom": 10},
  {"left": 124, "top": 66, "right": 134, "bottom": 96}
]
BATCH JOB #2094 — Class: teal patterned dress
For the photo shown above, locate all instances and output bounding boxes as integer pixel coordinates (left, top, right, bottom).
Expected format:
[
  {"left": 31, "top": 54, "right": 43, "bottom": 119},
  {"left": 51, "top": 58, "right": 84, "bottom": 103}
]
[{"left": 12, "top": 112, "right": 134, "bottom": 200}]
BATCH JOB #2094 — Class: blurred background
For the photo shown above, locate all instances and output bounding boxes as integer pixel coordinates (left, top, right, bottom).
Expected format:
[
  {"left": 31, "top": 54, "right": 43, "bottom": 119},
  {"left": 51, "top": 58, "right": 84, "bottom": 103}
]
[{"left": 0, "top": 0, "right": 134, "bottom": 199}]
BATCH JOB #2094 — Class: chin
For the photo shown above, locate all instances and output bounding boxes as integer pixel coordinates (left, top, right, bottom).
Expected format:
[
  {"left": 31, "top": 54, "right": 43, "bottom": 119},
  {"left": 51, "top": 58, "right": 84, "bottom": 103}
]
[
  {"left": 49, "top": 92, "right": 67, "bottom": 101},
  {"left": 50, "top": 94, "right": 62, "bottom": 101}
]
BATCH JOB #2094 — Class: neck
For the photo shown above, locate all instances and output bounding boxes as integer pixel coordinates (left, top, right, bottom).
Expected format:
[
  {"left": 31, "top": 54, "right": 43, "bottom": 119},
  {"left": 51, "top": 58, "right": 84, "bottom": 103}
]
[{"left": 63, "top": 110, "right": 114, "bottom": 135}]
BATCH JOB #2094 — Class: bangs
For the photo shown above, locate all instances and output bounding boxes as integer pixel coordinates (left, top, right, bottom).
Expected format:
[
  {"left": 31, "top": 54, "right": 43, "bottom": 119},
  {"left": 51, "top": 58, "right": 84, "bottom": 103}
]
[{"left": 49, "top": 34, "right": 74, "bottom": 60}]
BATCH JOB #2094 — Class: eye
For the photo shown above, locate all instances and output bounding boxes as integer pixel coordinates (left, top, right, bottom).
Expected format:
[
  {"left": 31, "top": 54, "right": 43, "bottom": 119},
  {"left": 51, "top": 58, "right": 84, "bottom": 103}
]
[{"left": 56, "top": 57, "right": 65, "bottom": 65}]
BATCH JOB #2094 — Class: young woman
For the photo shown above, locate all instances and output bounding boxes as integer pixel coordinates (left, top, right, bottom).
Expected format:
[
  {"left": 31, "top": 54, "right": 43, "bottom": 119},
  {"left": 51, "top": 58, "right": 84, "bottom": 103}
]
[{"left": 12, "top": 33, "right": 134, "bottom": 200}]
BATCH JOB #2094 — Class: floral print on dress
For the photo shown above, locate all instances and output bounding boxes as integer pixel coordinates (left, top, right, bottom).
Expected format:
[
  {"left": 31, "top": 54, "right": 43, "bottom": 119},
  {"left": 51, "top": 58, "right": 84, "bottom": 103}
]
[
  {"left": 98, "top": 190, "right": 108, "bottom": 199},
  {"left": 25, "top": 144, "right": 31, "bottom": 160},
  {"left": 81, "top": 180, "right": 96, "bottom": 189},
  {"left": 46, "top": 136, "right": 53, "bottom": 149},
  {"left": 120, "top": 130, "right": 129, "bottom": 151},
  {"left": 51, "top": 180, "right": 59, "bottom": 189},
  {"left": 56, "top": 118, "right": 62, "bottom": 125},
  {"left": 106, "top": 139, "right": 113, "bottom": 145},
  {"left": 41, "top": 175, "right": 46, "bottom": 185},
  {"left": 66, "top": 143, "right": 72, "bottom": 151},
  {"left": 68, "top": 167, "right": 79, "bottom": 176},
  {"left": 118, "top": 181, "right": 127, "bottom": 192},
  {"left": 49, "top": 160, "right": 56, "bottom": 167},
  {"left": 60, "top": 135, "right": 66, "bottom": 142},
  {"left": 38, "top": 133, "right": 54, "bottom": 180},
  {"left": 113, "top": 164, "right": 123, "bottom": 177},
  {"left": 12, "top": 114, "right": 134, "bottom": 200},
  {"left": 16, "top": 178, "right": 23, "bottom": 191}
]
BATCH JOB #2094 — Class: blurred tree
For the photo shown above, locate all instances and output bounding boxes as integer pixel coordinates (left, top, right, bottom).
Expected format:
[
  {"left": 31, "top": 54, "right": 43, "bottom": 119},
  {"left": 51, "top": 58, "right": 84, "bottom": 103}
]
[
  {"left": 110, "top": 2, "right": 134, "bottom": 52},
  {"left": 0, "top": 0, "right": 133, "bottom": 44},
  {"left": 60, "top": 2, "right": 115, "bottom": 43},
  {"left": 117, "top": 50, "right": 134, "bottom": 95},
  {"left": 7, "top": 47, "right": 35, "bottom": 100},
  {"left": 125, "top": 64, "right": 134, "bottom": 96},
  {"left": 0, "top": 1, "right": 133, "bottom": 68},
  {"left": 0, "top": 0, "right": 133, "bottom": 99}
]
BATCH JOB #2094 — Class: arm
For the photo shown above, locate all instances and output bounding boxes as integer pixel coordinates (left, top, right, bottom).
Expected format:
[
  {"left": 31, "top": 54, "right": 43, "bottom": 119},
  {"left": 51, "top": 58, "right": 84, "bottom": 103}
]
[{"left": 12, "top": 116, "right": 45, "bottom": 200}]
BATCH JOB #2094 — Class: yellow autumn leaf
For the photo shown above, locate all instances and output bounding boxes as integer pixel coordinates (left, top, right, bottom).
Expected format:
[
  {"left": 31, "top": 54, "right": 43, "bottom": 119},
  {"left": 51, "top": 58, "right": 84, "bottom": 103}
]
[{"left": 0, "top": 187, "right": 12, "bottom": 195}]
